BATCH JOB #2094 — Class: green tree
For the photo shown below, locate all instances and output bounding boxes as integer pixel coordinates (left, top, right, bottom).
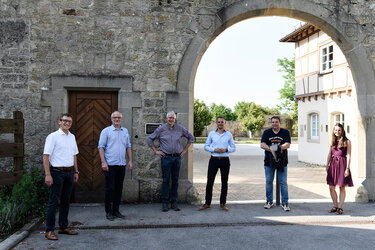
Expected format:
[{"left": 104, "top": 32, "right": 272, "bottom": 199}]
[
  {"left": 194, "top": 99, "right": 213, "bottom": 137},
  {"left": 234, "top": 101, "right": 266, "bottom": 132},
  {"left": 209, "top": 103, "right": 237, "bottom": 121},
  {"left": 262, "top": 106, "right": 280, "bottom": 115},
  {"left": 277, "top": 57, "right": 298, "bottom": 132}
]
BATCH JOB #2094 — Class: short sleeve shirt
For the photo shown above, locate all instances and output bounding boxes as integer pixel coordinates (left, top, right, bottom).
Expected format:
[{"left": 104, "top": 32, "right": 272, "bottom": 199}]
[
  {"left": 261, "top": 128, "right": 291, "bottom": 167},
  {"left": 97, "top": 125, "right": 132, "bottom": 166},
  {"left": 43, "top": 128, "right": 79, "bottom": 167}
]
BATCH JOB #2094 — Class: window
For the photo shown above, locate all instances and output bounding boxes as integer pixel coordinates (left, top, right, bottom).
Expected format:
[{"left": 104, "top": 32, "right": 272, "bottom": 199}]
[
  {"left": 334, "top": 113, "right": 344, "bottom": 127},
  {"left": 321, "top": 44, "right": 333, "bottom": 73},
  {"left": 310, "top": 114, "right": 319, "bottom": 139},
  {"left": 332, "top": 112, "right": 348, "bottom": 134}
]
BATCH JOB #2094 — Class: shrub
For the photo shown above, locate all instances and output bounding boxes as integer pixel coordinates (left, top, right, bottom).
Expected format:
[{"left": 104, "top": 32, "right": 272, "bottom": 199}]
[
  {"left": 0, "top": 184, "right": 12, "bottom": 200},
  {"left": 0, "top": 200, "right": 23, "bottom": 233},
  {"left": 0, "top": 167, "right": 48, "bottom": 234},
  {"left": 10, "top": 167, "right": 48, "bottom": 216}
]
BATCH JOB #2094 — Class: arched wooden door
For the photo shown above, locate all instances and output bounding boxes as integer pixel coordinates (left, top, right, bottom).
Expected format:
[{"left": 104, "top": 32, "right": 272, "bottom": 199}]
[{"left": 69, "top": 91, "right": 118, "bottom": 202}]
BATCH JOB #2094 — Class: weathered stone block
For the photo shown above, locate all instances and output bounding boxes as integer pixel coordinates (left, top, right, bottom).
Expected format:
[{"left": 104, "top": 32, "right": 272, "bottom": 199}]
[
  {"left": 123, "top": 179, "right": 139, "bottom": 203},
  {"left": 0, "top": 20, "right": 27, "bottom": 47},
  {"left": 139, "top": 179, "right": 162, "bottom": 202},
  {"left": 355, "top": 184, "right": 369, "bottom": 202}
]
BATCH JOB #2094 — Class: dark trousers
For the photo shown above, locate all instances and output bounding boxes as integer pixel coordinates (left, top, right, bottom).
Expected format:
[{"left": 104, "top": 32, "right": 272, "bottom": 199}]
[
  {"left": 45, "top": 167, "right": 74, "bottom": 232},
  {"left": 204, "top": 157, "right": 230, "bottom": 205},
  {"left": 161, "top": 155, "right": 181, "bottom": 204},
  {"left": 104, "top": 165, "right": 125, "bottom": 214}
]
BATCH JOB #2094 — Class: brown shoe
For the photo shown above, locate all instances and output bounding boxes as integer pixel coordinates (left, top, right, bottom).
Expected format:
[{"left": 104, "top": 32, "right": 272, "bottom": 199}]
[
  {"left": 58, "top": 229, "right": 78, "bottom": 235},
  {"left": 220, "top": 204, "right": 229, "bottom": 211},
  {"left": 198, "top": 204, "right": 211, "bottom": 211},
  {"left": 45, "top": 231, "right": 58, "bottom": 240}
]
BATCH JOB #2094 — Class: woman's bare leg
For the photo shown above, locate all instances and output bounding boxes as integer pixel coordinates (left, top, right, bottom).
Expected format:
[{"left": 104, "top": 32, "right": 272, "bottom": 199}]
[
  {"left": 338, "top": 187, "right": 346, "bottom": 209},
  {"left": 329, "top": 185, "right": 338, "bottom": 207}
]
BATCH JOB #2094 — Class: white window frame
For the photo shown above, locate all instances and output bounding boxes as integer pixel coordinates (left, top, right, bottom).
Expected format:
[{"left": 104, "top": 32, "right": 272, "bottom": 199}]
[
  {"left": 333, "top": 113, "right": 345, "bottom": 127},
  {"left": 310, "top": 114, "right": 319, "bottom": 140},
  {"left": 320, "top": 44, "right": 333, "bottom": 73}
]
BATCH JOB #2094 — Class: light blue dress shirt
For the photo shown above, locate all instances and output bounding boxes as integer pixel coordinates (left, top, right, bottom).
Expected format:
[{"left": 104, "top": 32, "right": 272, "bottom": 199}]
[
  {"left": 98, "top": 125, "right": 131, "bottom": 166},
  {"left": 204, "top": 129, "right": 236, "bottom": 157}
]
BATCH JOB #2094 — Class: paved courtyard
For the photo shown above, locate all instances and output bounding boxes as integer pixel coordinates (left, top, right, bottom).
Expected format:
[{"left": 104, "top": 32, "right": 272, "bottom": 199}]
[{"left": 193, "top": 143, "right": 356, "bottom": 203}]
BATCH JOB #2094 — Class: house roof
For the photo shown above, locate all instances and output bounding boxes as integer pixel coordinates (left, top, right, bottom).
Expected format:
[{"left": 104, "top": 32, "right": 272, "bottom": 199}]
[{"left": 279, "top": 23, "right": 320, "bottom": 43}]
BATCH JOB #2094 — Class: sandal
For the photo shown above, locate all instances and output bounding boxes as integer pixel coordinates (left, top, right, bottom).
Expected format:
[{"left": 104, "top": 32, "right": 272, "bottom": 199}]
[
  {"left": 329, "top": 207, "right": 338, "bottom": 213},
  {"left": 336, "top": 208, "right": 343, "bottom": 215}
]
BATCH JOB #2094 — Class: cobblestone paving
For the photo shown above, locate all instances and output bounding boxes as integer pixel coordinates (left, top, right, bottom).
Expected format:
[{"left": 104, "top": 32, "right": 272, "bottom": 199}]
[
  {"left": 194, "top": 183, "right": 327, "bottom": 202},
  {"left": 193, "top": 144, "right": 333, "bottom": 203}
]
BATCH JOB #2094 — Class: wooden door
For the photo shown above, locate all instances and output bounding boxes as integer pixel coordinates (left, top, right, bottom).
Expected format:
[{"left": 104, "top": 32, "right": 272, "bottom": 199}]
[{"left": 69, "top": 91, "right": 118, "bottom": 202}]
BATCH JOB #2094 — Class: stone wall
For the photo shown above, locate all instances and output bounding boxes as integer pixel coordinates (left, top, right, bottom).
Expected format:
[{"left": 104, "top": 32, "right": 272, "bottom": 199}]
[
  {"left": 0, "top": 0, "right": 202, "bottom": 202},
  {"left": 1, "top": 0, "right": 375, "bottom": 201}
]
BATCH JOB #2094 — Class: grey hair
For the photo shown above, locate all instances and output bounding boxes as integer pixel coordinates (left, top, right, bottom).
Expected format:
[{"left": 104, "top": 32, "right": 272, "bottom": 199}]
[
  {"left": 166, "top": 111, "right": 176, "bottom": 118},
  {"left": 111, "top": 111, "right": 123, "bottom": 118}
]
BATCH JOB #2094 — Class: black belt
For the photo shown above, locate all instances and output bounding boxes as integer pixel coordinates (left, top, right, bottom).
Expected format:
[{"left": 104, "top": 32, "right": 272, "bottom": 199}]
[
  {"left": 211, "top": 156, "right": 229, "bottom": 160},
  {"left": 164, "top": 153, "right": 181, "bottom": 157},
  {"left": 108, "top": 165, "right": 126, "bottom": 167}
]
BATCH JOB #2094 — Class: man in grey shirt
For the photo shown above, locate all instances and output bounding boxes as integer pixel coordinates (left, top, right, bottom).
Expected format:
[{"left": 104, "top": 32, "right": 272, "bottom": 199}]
[{"left": 147, "top": 111, "right": 194, "bottom": 212}]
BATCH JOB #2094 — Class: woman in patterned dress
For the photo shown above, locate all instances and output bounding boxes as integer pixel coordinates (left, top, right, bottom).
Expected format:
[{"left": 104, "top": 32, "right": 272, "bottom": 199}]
[{"left": 326, "top": 123, "right": 353, "bottom": 215}]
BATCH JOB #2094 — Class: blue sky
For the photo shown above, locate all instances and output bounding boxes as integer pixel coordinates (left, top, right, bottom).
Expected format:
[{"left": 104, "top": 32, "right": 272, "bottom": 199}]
[{"left": 194, "top": 16, "right": 302, "bottom": 110}]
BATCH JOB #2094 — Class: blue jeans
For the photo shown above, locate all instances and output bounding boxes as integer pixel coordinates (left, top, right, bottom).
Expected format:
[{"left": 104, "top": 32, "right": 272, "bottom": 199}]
[
  {"left": 264, "top": 166, "right": 289, "bottom": 204},
  {"left": 46, "top": 167, "right": 74, "bottom": 232},
  {"left": 161, "top": 155, "right": 181, "bottom": 204},
  {"left": 104, "top": 165, "right": 126, "bottom": 214}
]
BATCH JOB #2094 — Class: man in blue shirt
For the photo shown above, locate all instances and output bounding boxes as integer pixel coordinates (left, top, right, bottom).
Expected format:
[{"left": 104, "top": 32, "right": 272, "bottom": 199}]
[
  {"left": 98, "top": 111, "right": 133, "bottom": 220},
  {"left": 147, "top": 111, "right": 194, "bottom": 212},
  {"left": 199, "top": 116, "right": 236, "bottom": 211}
]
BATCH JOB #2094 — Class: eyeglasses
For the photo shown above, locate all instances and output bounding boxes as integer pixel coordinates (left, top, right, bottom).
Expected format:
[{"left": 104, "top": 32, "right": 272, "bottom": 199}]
[
  {"left": 60, "top": 119, "right": 72, "bottom": 124},
  {"left": 112, "top": 117, "right": 122, "bottom": 119}
]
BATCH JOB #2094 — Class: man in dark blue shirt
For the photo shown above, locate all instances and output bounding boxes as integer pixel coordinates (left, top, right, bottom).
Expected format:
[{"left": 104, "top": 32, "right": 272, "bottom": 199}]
[{"left": 260, "top": 116, "right": 291, "bottom": 211}]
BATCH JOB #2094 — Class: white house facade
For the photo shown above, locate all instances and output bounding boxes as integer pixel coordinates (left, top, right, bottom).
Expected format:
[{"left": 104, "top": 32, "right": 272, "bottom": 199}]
[{"left": 280, "top": 24, "right": 358, "bottom": 168}]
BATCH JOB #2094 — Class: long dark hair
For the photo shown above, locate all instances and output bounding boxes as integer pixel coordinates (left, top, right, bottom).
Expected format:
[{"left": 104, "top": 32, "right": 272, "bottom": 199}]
[{"left": 330, "top": 123, "right": 348, "bottom": 148}]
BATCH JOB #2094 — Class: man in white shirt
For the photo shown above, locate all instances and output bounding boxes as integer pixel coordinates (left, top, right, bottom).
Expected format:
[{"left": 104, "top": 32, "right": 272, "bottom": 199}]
[
  {"left": 198, "top": 116, "right": 236, "bottom": 211},
  {"left": 43, "top": 113, "right": 79, "bottom": 240}
]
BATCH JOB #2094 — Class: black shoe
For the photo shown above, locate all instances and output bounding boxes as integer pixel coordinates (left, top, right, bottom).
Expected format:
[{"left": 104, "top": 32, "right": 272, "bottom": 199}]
[
  {"left": 106, "top": 213, "right": 115, "bottom": 221},
  {"left": 171, "top": 202, "right": 180, "bottom": 211},
  {"left": 113, "top": 211, "right": 125, "bottom": 219},
  {"left": 162, "top": 203, "right": 169, "bottom": 212}
]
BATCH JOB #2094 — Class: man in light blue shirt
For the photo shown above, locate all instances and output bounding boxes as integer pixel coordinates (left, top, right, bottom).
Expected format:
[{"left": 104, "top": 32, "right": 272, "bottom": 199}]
[
  {"left": 98, "top": 111, "right": 133, "bottom": 221},
  {"left": 199, "top": 116, "right": 236, "bottom": 211}
]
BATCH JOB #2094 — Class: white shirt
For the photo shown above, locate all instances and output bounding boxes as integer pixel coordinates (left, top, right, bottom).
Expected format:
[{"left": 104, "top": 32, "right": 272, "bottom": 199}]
[{"left": 43, "top": 128, "right": 79, "bottom": 167}]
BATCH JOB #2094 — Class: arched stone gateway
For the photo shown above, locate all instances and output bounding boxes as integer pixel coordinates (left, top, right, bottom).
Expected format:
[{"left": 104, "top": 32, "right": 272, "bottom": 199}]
[
  {"left": 176, "top": 0, "right": 375, "bottom": 202},
  {"left": 1, "top": 0, "right": 374, "bottom": 203}
]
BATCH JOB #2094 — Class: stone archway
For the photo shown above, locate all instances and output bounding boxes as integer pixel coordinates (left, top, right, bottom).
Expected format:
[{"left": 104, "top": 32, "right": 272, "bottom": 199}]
[{"left": 174, "top": 0, "right": 375, "bottom": 201}]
